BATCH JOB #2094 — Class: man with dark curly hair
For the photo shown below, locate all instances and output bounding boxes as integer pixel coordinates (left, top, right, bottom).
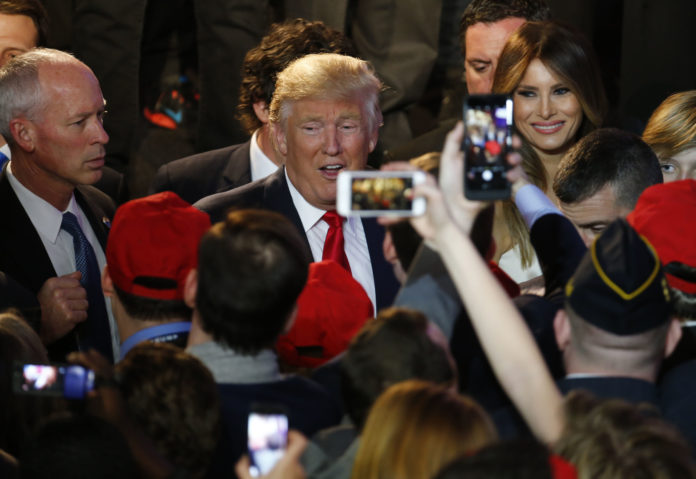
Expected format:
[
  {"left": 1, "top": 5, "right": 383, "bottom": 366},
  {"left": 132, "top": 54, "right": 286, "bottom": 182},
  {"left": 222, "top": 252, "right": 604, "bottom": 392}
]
[{"left": 150, "top": 19, "right": 354, "bottom": 205}]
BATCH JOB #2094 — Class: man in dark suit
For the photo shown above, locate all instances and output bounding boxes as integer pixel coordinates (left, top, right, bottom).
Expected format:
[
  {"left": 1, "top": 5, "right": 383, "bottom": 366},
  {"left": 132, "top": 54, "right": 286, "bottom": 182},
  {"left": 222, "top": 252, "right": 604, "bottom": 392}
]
[
  {"left": 149, "top": 19, "right": 354, "bottom": 205},
  {"left": 0, "top": 48, "right": 117, "bottom": 361},
  {"left": 195, "top": 53, "right": 400, "bottom": 314}
]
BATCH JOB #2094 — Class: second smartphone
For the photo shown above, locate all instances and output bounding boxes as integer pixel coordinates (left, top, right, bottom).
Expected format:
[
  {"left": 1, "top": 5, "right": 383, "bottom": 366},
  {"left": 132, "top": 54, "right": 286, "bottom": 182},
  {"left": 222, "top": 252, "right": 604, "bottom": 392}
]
[{"left": 462, "top": 94, "right": 514, "bottom": 200}]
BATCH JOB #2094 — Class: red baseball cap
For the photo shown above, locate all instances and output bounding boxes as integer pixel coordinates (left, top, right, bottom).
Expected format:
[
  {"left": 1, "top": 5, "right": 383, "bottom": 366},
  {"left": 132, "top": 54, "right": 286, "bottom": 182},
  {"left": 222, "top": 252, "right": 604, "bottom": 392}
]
[
  {"left": 627, "top": 180, "right": 696, "bottom": 294},
  {"left": 106, "top": 192, "right": 211, "bottom": 300},
  {"left": 276, "top": 260, "right": 373, "bottom": 368}
]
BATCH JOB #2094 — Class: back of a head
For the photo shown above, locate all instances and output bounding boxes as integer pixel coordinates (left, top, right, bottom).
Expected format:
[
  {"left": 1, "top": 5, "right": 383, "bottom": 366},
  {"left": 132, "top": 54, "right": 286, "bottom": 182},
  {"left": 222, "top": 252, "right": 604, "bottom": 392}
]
[
  {"left": 553, "top": 128, "right": 663, "bottom": 209},
  {"left": 351, "top": 380, "right": 497, "bottom": 479},
  {"left": 0, "top": 311, "right": 57, "bottom": 457},
  {"left": 627, "top": 180, "right": 696, "bottom": 320},
  {"left": 106, "top": 192, "right": 211, "bottom": 322},
  {"left": 196, "top": 209, "right": 310, "bottom": 355},
  {"left": 340, "top": 307, "right": 455, "bottom": 429},
  {"left": 20, "top": 413, "right": 139, "bottom": 479},
  {"left": 0, "top": 0, "right": 49, "bottom": 46},
  {"left": 459, "top": 0, "right": 551, "bottom": 56},
  {"left": 269, "top": 53, "right": 382, "bottom": 133},
  {"left": 238, "top": 18, "right": 355, "bottom": 134},
  {"left": 564, "top": 219, "right": 673, "bottom": 372},
  {"left": 492, "top": 20, "right": 606, "bottom": 138},
  {"left": 556, "top": 390, "right": 696, "bottom": 479},
  {"left": 642, "top": 90, "right": 696, "bottom": 161},
  {"left": 116, "top": 342, "right": 221, "bottom": 477},
  {"left": 434, "top": 439, "right": 575, "bottom": 479}
]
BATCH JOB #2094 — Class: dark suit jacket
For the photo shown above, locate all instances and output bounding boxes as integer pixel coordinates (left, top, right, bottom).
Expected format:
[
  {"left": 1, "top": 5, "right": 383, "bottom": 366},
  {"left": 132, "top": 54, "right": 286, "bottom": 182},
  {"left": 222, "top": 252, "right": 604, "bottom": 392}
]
[
  {"left": 150, "top": 140, "right": 252, "bottom": 205},
  {"left": 0, "top": 166, "right": 116, "bottom": 360},
  {"left": 195, "top": 167, "right": 400, "bottom": 312}
]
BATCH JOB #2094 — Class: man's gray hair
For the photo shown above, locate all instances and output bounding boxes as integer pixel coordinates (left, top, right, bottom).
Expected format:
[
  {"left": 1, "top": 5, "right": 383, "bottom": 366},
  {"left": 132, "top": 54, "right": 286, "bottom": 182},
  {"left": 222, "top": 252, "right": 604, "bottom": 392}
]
[{"left": 0, "top": 48, "right": 79, "bottom": 144}]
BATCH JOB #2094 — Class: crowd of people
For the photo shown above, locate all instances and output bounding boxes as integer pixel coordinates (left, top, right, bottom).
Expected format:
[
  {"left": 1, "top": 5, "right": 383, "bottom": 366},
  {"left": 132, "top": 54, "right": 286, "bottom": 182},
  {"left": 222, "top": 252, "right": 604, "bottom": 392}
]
[{"left": 1, "top": 0, "right": 696, "bottom": 478}]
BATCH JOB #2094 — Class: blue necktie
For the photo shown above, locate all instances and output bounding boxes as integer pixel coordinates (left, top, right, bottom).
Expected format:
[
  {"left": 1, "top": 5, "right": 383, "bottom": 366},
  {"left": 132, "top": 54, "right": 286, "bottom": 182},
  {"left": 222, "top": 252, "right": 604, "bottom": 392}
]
[
  {"left": 0, "top": 151, "right": 8, "bottom": 171},
  {"left": 61, "top": 212, "right": 113, "bottom": 361}
]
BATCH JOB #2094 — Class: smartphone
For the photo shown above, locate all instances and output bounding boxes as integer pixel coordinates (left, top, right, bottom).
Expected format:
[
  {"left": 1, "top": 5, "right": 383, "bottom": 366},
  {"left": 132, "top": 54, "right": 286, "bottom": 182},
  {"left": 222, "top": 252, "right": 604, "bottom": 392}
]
[
  {"left": 336, "top": 170, "right": 426, "bottom": 217},
  {"left": 462, "top": 94, "right": 513, "bottom": 200},
  {"left": 12, "top": 362, "right": 95, "bottom": 400},
  {"left": 248, "top": 403, "right": 289, "bottom": 477}
]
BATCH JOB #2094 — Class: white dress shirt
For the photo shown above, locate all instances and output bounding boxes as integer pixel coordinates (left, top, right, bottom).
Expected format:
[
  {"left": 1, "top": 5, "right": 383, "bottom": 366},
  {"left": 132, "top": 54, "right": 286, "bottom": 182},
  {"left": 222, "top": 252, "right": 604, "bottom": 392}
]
[
  {"left": 7, "top": 162, "right": 120, "bottom": 360},
  {"left": 249, "top": 129, "right": 279, "bottom": 182},
  {"left": 0, "top": 143, "right": 10, "bottom": 159},
  {"left": 285, "top": 169, "right": 377, "bottom": 314}
]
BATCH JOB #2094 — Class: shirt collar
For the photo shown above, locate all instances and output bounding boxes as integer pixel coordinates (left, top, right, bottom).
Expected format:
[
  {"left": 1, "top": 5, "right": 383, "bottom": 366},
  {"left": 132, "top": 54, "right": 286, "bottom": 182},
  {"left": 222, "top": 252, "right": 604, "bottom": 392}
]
[
  {"left": 6, "top": 162, "right": 80, "bottom": 243},
  {"left": 249, "top": 129, "right": 279, "bottom": 182},
  {"left": 187, "top": 341, "right": 281, "bottom": 384},
  {"left": 285, "top": 167, "right": 327, "bottom": 232},
  {"left": 119, "top": 321, "right": 191, "bottom": 361}
]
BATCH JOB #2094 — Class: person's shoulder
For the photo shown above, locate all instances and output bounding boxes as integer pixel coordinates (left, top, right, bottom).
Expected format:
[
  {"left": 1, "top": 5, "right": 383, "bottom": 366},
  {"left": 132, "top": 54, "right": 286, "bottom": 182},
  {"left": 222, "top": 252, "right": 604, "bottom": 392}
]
[
  {"left": 193, "top": 170, "right": 280, "bottom": 222},
  {"left": 76, "top": 184, "right": 116, "bottom": 218},
  {"left": 164, "top": 142, "right": 250, "bottom": 174}
]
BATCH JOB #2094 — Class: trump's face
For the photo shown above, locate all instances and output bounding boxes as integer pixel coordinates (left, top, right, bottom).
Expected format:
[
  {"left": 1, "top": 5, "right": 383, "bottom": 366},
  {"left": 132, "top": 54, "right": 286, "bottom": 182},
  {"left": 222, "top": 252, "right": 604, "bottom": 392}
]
[{"left": 275, "top": 97, "right": 377, "bottom": 210}]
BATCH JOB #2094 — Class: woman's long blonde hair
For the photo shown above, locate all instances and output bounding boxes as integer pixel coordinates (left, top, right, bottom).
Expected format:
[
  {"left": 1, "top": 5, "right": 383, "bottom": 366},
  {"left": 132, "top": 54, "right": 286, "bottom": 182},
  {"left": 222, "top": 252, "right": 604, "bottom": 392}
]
[{"left": 351, "top": 380, "right": 497, "bottom": 479}]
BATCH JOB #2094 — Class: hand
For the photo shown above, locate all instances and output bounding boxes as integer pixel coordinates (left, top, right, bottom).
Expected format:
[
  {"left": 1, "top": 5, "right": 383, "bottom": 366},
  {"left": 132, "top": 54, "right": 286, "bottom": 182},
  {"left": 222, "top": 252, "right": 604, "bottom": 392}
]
[
  {"left": 438, "top": 122, "right": 490, "bottom": 235},
  {"left": 235, "top": 430, "right": 308, "bottom": 479},
  {"left": 67, "top": 349, "right": 125, "bottom": 424},
  {"left": 37, "top": 271, "right": 88, "bottom": 344}
]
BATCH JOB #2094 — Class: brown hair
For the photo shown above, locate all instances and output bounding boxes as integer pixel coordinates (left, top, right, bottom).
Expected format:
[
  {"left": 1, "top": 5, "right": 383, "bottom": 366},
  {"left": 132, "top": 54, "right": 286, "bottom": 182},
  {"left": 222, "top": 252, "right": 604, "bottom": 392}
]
[
  {"left": 0, "top": 0, "right": 48, "bottom": 46},
  {"left": 492, "top": 21, "right": 607, "bottom": 267},
  {"left": 237, "top": 18, "right": 354, "bottom": 135},
  {"left": 351, "top": 380, "right": 497, "bottom": 479},
  {"left": 116, "top": 342, "right": 221, "bottom": 478},
  {"left": 555, "top": 390, "right": 696, "bottom": 479}
]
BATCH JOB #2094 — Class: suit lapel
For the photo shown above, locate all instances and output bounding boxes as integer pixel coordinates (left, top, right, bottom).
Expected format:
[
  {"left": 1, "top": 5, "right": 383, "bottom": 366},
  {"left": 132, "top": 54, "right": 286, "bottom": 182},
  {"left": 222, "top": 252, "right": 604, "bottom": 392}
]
[
  {"left": 75, "top": 186, "right": 112, "bottom": 251},
  {"left": 0, "top": 168, "right": 57, "bottom": 293},
  {"left": 219, "top": 141, "right": 252, "bottom": 193},
  {"left": 262, "top": 168, "right": 309, "bottom": 246}
]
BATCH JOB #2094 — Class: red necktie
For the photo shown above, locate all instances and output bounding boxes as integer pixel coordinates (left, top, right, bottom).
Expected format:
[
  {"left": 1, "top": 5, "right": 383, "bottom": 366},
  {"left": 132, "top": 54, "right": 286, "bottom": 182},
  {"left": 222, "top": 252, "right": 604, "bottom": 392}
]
[{"left": 322, "top": 211, "right": 351, "bottom": 272}]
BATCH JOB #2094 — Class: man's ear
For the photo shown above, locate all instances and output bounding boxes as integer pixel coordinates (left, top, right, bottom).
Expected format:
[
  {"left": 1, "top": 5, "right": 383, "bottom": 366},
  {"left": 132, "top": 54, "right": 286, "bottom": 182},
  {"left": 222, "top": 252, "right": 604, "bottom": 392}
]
[
  {"left": 282, "top": 303, "right": 298, "bottom": 334},
  {"left": 183, "top": 268, "right": 198, "bottom": 309},
  {"left": 252, "top": 100, "right": 269, "bottom": 124},
  {"left": 554, "top": 309, "right": 571, "bottom": 351},
  {"left": 101, "top": 265, "right": 114, "bottom": 298},
  {"left": 664, "top": 318, "right": 683, "bottom": 358},
  {"left": 9, "top": 118, "right": 36, "bottom": 152},
  {"left": 272, "top": 122, "right": 288, "bottom": 156},
  {"left": 368, "top": 128, "right": 378, "bottom": 153}
]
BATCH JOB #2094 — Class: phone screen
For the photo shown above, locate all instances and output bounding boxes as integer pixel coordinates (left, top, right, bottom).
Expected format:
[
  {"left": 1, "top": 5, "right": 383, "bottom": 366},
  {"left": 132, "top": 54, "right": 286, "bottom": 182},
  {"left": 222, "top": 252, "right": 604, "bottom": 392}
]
[
  {"left": 336, "top": 171, "right": 426, "bottom": 217},
  {"left": 463, "top": 94, "right": 513, "bottom": 200},
  {"left": 248, "top": 409, "right": 289, "bottom": 477},
  {"left": 13, "top": 362, "right": 95, "bottom": 399},
  {"left": 351, "top": 176, "right": 414, "bottom": 211}
]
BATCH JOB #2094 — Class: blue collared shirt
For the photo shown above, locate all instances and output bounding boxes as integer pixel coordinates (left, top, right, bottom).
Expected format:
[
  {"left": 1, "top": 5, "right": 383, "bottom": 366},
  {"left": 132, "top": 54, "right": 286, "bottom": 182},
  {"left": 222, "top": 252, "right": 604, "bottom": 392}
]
[{"left": 119, "top": 321, "right": 191, "bottom": 361}]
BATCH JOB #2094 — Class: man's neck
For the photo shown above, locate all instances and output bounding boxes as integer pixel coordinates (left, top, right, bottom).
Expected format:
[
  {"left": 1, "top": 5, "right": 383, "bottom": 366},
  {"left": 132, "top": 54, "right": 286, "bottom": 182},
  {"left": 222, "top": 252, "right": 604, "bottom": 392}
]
[
  {"left": 186, "top": 310, "right": 214, "bottom": 347},
  {"left": 563, "top": 355, "right": 657, "bottom": 383},
  {"left": 118, "top": 315, "right": 190, "bottom": 345},
  {"left": 9, "top": 156, "right": 73, "bottom": 210},
  {"left": 257, "top": 125, "right": 282, "bottom": 167}
]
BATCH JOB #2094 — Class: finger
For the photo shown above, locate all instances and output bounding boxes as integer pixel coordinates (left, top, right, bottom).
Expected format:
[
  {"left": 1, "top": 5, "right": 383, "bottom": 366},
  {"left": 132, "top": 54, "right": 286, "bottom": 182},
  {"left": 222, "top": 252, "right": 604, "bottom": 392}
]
[
  {"left": 285, "top": 430, "right": 308, "bottom": 459},
  {"left": 234, "top": 455, "right": 253, "bottom": 479},
  {"left": 377, "top": 216, "right": 405, "bottom": 226},
  {"left": 60, "top": 285, "right": 88, "bottom": 300},
  {"left": 380, "top": 161, "right": 418, "bottom": 172},
  {"left": 65, "top": 306, "right": 88, "bottom": 323}
]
